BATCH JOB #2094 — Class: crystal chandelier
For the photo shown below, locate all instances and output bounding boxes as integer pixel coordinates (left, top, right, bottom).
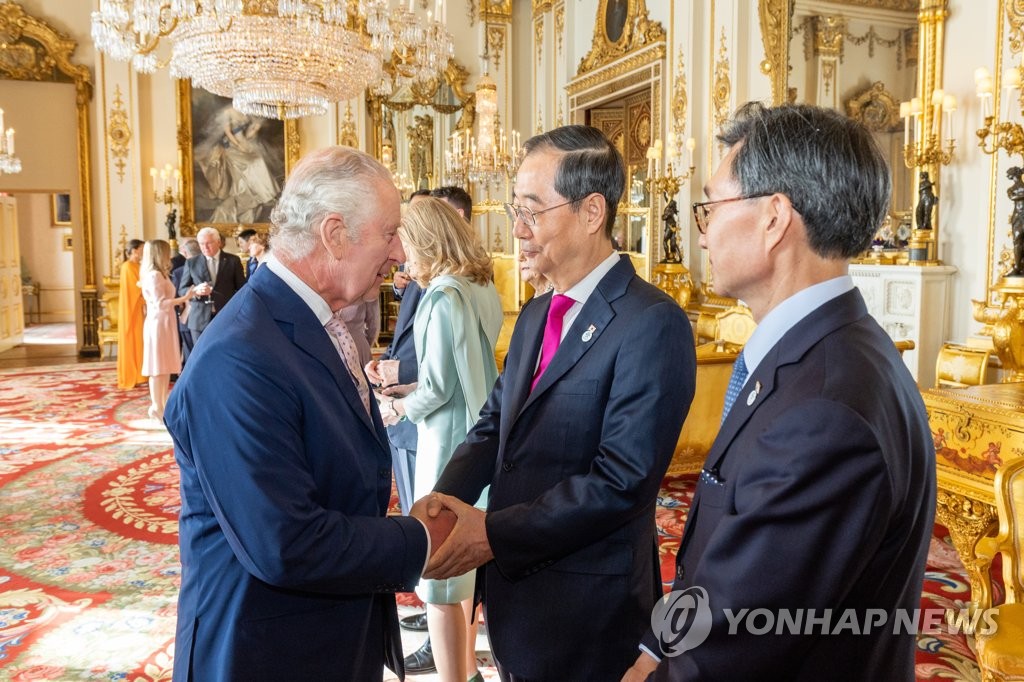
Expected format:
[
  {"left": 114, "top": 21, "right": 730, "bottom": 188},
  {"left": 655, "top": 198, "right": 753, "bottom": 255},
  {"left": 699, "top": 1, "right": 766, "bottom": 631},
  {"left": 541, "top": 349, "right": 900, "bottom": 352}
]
[
  {"left": 91, "top": 1, "right": 453, "bottom": 120},
  {"left": 445, "top": 75, "right": 522, "bottom": 189},
  {"left": 365, "top": 0, "right": 453, "bottom": 98},
  {"left": 0, "top": 108, "right": 20, "bottom": 175}
]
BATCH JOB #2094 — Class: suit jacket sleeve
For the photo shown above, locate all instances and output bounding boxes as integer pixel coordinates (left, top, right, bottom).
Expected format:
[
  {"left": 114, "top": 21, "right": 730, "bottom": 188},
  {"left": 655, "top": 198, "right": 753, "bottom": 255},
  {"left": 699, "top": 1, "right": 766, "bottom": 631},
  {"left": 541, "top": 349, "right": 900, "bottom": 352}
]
[
  {"left": 177, "top": 261, "right": 197, "bottom": 296},
  {"left": 171, "top": 348, "right": 428, "bottom": 594},
  {"left": 646, "top": 401, "right": 891, "bottom": 680}
]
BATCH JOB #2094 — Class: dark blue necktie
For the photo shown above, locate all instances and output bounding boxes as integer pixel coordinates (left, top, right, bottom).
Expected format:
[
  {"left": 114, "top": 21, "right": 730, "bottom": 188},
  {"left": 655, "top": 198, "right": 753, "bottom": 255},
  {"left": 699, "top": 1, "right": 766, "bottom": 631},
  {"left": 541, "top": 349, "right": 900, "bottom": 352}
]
[{"left": 722, "top": 352, "right": 748, "bottom": 423}]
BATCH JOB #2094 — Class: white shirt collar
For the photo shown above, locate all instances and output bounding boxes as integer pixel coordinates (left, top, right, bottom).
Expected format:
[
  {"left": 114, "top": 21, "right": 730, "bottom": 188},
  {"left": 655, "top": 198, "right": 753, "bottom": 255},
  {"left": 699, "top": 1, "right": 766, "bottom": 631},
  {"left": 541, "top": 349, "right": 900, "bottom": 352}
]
[{"left": 265, "top": 253, "right": 333, "bottom": 326}]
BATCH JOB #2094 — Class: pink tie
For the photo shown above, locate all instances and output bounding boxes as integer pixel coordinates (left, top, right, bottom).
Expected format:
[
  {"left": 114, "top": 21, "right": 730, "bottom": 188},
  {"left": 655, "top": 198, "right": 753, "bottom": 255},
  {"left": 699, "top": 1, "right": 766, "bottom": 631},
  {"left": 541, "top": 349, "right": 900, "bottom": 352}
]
[
  {"left": 531, "top": 294, "right": 575, "bottom": 391},
  {"left": 324, "top": 313, "right": 371, "bottom": 414}
]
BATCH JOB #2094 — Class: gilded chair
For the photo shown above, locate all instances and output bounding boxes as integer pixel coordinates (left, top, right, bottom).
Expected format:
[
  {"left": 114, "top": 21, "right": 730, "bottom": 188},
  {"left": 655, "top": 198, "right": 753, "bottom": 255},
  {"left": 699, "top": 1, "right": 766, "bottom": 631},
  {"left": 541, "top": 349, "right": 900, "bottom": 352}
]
[
  {"left": 97, "top": 285, "right": 119, "bottom": 359},
  {"left": 936, "top": 342, "right": 991, "bottom": 388},
  {"left": 974, "top": 456, "right": 1024, "bottom": 681}
]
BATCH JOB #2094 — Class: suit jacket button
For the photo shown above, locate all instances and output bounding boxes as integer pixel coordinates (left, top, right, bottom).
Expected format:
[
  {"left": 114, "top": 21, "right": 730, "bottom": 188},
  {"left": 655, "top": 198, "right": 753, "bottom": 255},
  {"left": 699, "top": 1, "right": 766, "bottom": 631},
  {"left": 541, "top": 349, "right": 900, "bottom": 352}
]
[
  {"left": 676, "top": 565, "right": 685, "bottom": 581},
  {"left": 502, "top": 461, "right": 513, "bottom": 472}
]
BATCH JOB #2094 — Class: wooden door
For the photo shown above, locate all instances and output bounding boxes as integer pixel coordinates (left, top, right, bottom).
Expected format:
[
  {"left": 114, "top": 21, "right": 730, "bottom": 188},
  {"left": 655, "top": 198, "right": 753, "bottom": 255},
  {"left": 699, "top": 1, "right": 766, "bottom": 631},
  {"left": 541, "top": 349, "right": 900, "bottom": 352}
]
[{"left": 0, "top": 195, "right": 23, "bottom": 352}]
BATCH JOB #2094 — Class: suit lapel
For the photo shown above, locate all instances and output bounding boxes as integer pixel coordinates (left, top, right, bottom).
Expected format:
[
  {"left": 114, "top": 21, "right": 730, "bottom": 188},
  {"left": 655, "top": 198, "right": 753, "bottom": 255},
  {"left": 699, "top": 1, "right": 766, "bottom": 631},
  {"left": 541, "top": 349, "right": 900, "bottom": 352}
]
[
  {"left": 505, "top": 293, "right": 547, "bottom": 421},
  {"left": 704, "top": 289, "right": 869, "bottom": 474},
  {"left": 257, "top": 272, "right": 380, "bottom": 437}
]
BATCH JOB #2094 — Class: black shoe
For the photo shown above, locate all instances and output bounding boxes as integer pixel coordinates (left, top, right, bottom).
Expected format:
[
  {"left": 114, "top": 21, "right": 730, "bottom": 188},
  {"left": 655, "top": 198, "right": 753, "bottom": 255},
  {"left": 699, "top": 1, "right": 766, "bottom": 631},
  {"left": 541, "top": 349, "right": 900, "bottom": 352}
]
[
  {"left": 400, "top": 611, "right": 428, "bottom": 631},
  {"left": 403, "top": 638, "right": 435, "bottom": 675}
]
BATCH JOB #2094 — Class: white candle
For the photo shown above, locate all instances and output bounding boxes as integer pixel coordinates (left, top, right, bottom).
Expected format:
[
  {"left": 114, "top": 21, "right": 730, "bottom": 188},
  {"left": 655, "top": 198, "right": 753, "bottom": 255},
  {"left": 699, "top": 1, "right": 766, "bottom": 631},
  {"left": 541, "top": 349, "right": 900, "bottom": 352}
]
[
  {"left": 6, "top": 129, "right": 13, "bottom": 156},
  {"left": 408, "top": 0, "right": 414, "bottom": 12},
  {"left": 0, "top": 109, "right": 5, "bottom": 138},
  {"left": 686, "top": 137, "right": 696, "bottom": 168},
  {"left": 900, "top": 102, "right": 910, "bottom": 146}
]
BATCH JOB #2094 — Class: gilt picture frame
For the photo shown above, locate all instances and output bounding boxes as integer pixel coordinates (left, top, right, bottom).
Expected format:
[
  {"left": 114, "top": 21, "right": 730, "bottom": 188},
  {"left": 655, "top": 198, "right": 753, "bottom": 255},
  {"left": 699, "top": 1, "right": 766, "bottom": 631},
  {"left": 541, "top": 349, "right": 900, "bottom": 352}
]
[{"left": 176, "top": 80, "right": 300, "bottom": 237}]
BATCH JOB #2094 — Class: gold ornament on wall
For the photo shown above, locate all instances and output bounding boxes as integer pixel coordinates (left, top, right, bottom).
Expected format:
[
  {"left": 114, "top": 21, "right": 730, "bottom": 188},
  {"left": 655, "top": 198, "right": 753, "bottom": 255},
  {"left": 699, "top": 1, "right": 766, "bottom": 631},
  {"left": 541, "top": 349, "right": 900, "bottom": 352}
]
[
  {"left": 107, "top": 85, "right": 132, "bottom": 183},
  {"left": 487, "top": 25, "right": 506, "bottom": 72},
  {"left": 577, "top": 0, "right": 666, "bottom": 76},
  {"left": 339, "top": 102, "right": 358, "bottom": 148},
  {"left": 846, "top": 81, "right": 901, "bottom": 133},
  {"left": 713, "top": 29, "right": 732, "bottom": 131},
  {"left": 757, "top": 0, "right": 793, "bottom": 105},
  {"left": 535, "top": 17, "right": 545, "bottom": 68},
  {"left": 555, "top": 4, "right": 565, "bottom": 56}
]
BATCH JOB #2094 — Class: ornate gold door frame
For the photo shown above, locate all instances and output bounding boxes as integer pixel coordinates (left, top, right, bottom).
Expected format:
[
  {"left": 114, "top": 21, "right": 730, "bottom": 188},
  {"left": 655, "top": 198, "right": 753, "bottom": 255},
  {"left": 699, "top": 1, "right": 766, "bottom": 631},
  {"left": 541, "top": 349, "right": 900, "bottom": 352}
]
[{"left": 0, "top": 3, "right": 98, "bottom": 356}]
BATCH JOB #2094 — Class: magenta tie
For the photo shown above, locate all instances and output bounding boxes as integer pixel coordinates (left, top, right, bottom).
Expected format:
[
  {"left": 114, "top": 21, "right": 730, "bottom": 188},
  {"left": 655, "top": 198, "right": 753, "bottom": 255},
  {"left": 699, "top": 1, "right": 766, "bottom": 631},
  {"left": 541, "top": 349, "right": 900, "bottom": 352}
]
[{"left": 531, "top": 294, "right": 575, "bottom": 391}]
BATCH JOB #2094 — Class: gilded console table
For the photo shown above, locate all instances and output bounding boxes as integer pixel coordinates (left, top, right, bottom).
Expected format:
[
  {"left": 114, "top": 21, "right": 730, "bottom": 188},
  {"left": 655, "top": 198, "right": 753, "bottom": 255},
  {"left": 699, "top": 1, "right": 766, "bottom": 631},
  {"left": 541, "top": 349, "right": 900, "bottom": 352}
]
[{"left": 923, "top": 383, "right": 1024, "bottom": 608}]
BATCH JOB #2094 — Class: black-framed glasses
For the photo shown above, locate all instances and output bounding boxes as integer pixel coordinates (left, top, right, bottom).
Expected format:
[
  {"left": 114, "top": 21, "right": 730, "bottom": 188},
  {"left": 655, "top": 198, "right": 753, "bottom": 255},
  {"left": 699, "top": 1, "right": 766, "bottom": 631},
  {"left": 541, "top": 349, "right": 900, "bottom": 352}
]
[
  {"left": 504, "top": 199, "right": 576, "bottom": 226},
  {"left": 691, "top": 193, "right": 775, "bottom": 234}
]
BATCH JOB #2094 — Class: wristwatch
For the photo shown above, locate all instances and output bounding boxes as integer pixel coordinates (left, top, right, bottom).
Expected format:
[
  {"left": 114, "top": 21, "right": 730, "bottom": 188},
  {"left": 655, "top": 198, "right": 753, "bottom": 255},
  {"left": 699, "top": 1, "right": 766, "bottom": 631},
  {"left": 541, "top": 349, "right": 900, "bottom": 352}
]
[{"left": 384, "top": 398, "right": 399, "bottom": 420}]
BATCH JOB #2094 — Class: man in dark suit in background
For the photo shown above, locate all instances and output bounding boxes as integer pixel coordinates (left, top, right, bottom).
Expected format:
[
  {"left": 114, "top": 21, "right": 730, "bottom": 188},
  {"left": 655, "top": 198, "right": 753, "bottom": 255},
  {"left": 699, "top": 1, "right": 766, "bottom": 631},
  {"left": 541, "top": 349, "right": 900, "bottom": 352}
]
[
  {"left": 424, "top": 125, "right": 697, "bottom": 681},
  {"left": 176, "top": 226, "right": 245, "bottom": 342},
  {"left": 625, "top": 103, "right": 936, "bottom": 681},
  {"left": 170, "top": 238, "right": 200, "bottom": 366},
  {"left": 165, "top": 146, "right": 454, "bottom": 681},
  {"left": 236, "top": 227, "right": 258, "bottom": 279}
]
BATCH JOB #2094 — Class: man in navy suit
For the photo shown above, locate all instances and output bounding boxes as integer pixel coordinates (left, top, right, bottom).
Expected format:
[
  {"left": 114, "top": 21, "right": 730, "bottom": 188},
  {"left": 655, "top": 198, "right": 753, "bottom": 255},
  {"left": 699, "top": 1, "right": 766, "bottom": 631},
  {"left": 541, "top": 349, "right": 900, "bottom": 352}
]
[
  {"left": 424, "top": 125, "right": 697, "bottom": 681},
  {"left": 176, "top": 226, "right": 246, "bottom": 342},
  {"left": 165, "top": 146, "right": 454, "bottom": 682},
  {"left": 624, "top": 103, "right": 936, "bottom": 680}
]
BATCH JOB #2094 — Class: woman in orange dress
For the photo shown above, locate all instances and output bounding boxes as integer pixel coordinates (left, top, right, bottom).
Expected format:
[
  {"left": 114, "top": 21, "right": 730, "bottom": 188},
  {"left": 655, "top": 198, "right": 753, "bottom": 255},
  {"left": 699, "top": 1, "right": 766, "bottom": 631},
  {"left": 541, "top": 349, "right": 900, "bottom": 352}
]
[
  {"left": 116, "top": 239, "right": 145, "bottom": 389},
  {"left": 140, "top": 239, "right": 195, "bottom": 420}
]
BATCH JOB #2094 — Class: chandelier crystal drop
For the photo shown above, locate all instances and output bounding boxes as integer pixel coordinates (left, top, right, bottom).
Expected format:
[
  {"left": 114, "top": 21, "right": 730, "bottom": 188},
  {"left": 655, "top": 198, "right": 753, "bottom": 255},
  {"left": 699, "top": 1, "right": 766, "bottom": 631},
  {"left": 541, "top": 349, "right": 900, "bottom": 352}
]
[{"left": 91, "top": 0, "right": 452, "bottom": 120}]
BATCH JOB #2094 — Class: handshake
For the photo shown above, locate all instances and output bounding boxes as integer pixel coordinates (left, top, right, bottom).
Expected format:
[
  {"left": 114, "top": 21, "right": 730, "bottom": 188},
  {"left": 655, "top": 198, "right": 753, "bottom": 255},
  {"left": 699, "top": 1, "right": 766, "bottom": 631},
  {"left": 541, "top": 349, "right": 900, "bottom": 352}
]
[{"left": 409, "top": 492, "right": 493, "bottom": 580}]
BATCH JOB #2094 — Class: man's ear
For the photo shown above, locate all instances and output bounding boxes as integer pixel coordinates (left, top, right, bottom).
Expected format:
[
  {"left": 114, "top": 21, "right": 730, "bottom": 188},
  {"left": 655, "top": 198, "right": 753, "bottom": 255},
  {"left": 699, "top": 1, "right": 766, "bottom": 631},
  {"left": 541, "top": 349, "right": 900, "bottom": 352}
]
[
  {"left": 319, "top": 213, "right": 348, "bottom": 259},
  {"left": 763, "top": 193, "right": 795, "bottom": 252},
  {"left": 581, "top": 193, "right": 607, "bottom": 236}
]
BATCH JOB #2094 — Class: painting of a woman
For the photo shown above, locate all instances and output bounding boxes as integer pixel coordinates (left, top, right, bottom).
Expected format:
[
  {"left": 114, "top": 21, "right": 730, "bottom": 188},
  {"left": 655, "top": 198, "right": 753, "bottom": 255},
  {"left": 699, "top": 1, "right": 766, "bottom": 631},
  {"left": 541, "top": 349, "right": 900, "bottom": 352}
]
[{"left": 190, "top": 88, "right": 286, "bottom": 226}]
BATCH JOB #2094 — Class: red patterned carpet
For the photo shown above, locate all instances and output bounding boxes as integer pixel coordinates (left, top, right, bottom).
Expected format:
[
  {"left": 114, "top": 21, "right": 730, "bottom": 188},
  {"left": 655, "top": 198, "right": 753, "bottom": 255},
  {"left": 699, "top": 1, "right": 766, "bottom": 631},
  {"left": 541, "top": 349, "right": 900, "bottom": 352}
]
[{"left": 0, "top": 363, "right": 983, "bottom": 679}]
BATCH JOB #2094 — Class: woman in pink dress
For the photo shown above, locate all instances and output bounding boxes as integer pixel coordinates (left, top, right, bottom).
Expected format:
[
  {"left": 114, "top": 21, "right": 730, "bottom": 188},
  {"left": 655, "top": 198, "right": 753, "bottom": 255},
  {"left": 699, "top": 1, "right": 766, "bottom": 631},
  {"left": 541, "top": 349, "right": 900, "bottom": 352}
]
[{"left": 140, "top": 239, "right": 196, "bottom": 420}]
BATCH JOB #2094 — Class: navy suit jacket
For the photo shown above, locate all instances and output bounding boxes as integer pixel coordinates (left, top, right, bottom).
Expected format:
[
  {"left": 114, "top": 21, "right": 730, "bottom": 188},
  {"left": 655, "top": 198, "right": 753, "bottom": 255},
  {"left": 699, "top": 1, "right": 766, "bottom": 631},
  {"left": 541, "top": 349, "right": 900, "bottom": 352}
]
[
  {"left": 380, "top": 281, "right": 422, "bottom": 450},
  {"left": 435, "top": 255, "right": 696, "bottom": 680},
  {"left": 644, "top": 289, "right": 936, "bottom": 681},
  {"left": 166, "top": 266, "right": 428, "bottom": 682},
  {"left": 176, "top": 250, "right": 245, "bottom": 333}
]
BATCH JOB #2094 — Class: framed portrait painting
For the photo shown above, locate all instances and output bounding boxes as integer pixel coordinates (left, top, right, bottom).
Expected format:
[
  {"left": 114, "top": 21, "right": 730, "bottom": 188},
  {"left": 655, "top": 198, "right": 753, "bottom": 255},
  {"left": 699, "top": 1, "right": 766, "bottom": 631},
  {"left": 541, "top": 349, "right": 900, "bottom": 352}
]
[
  {"left": 51, "top": 193, "right": 71, "bottom": 226},
  {"left": 176, "top": 80, "right": 300, "bottom": 236}
]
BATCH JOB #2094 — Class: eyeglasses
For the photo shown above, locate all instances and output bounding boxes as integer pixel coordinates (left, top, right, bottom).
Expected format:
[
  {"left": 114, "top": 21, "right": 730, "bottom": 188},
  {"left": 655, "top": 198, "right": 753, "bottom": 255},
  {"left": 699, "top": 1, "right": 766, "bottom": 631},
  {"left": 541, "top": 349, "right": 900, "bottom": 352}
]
[
  {"left": 691, "top": 193, "right": 775, "bottom": 234},
  {"left": 504, "top": 199, "right": 576, "bottom": 227}
]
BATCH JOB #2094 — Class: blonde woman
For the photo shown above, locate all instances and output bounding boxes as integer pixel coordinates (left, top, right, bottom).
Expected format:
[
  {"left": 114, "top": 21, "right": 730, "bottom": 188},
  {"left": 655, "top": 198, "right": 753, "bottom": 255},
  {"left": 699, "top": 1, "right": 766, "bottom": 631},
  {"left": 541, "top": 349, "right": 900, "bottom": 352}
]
[
  {"left": 139, "top": 239, "right": 195, "bottom": 420},
  {"left": 382, "top": 198, "right": 502, "bottom": 682}
]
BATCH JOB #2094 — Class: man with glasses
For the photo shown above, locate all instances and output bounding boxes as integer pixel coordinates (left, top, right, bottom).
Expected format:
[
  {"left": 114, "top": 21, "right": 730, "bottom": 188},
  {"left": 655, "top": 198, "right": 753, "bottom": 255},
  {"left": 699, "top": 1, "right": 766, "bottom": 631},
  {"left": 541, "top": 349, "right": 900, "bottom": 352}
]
[
  {"left": 625, "top": 103, "right": 935, "bottom": 680},
  {"left": 422, "top": 125, "right": 697, "bottom": 681}
]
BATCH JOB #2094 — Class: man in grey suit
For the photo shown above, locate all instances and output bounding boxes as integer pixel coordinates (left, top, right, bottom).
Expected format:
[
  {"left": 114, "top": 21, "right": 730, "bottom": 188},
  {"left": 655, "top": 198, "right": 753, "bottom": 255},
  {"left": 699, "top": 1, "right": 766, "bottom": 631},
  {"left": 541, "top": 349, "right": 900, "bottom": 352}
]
[
  {"left": 626, "top": 103, "right": 935, "bottom": 681},
  {"left": 176, "top": 226, "right": 246, "bottom": 341},
  {"left": 423, "top": 125, "right": 697, "bottom": 681}
]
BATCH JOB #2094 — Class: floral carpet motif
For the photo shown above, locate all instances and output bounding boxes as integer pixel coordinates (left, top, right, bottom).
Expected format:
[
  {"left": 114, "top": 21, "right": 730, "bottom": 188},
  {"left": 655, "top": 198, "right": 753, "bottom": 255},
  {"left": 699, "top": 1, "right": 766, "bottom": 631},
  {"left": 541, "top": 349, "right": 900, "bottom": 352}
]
[{"left": 0, "top": 363, "right": 985, "bottom": 679}]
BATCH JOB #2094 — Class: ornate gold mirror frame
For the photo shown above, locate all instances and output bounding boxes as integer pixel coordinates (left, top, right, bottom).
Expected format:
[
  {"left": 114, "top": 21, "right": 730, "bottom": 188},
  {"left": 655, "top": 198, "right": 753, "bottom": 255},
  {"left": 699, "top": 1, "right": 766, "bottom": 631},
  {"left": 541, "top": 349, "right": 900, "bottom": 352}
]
[{"left": 0, "top": 2, "right": 98, "bottom": 356}]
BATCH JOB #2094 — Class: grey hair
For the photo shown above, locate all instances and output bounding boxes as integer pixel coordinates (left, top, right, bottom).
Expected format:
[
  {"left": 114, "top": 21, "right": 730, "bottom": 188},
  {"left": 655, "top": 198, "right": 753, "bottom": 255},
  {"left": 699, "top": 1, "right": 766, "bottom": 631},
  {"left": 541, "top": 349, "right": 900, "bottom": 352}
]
[
  {"left": 181, "top": 238, "right": 201, "bottom": 258},
  {"left": 270, "top": 146, "right": 394, "bottom": 260},
  {"left": 196, "top": 226, "right": 223, "bottom": 244},
  {"left": 718, "top": 101, "right": 891, "bottom": 259}
]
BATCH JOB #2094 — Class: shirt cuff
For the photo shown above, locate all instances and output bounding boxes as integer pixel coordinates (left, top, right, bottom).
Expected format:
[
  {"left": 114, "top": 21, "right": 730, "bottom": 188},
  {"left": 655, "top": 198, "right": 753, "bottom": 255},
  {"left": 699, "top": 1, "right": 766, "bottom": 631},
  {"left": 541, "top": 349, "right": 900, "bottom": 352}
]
[
  {"left": 639, "top": 643, "right": 662, "bottom": 664},
  {"left": 413, "top": 517, "right": 431, "bottom": 575}
]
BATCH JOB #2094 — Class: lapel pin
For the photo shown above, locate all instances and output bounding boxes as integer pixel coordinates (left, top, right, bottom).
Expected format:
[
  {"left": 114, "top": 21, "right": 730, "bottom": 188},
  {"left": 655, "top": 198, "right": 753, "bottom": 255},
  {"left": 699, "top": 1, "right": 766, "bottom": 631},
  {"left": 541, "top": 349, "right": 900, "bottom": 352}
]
[
  {"left": 581, "top": 324, "right": 596, "bottom": 342},
  {"left": 746, "top": 380, "right": 761, "bottom": 406}
]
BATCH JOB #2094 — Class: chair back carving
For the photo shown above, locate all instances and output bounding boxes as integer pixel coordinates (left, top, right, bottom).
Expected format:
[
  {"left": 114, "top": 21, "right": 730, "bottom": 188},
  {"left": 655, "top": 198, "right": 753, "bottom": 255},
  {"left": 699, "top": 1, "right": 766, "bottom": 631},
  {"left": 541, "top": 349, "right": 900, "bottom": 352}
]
[{"left": 97, "top": 277, "right": 119, "bottom": 358}]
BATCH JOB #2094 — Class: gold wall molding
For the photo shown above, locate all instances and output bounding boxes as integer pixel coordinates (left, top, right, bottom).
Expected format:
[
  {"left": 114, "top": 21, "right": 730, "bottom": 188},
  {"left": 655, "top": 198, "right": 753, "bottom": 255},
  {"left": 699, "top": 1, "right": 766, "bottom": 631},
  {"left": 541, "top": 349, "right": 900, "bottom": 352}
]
[
  {"left": 758, "top": 0, "right": 794, "bottom": 105},
  {"left": 487, "top": 24, "right": 507, "bottom": 72},
  {"left": 339, "top": 102, "right": 358, "bottom": 148},
  {"left": 1006, "top": 0, "right": 1024, "bottom": 54},
  {"left": 481, "top": 0, "right": 512, "bottom": 21},
  {"left": 671, "top": 52, "right": 689, "bottom": 140},
  {"left": 535, "top": 17, "right": 545, "bottom": 68},
  {"left": 567, "top": 42, "right": 665, "bottom": 96},
  {"left": 107, "top": 85, "right": 131, "bottom": 183},
  {"left": 555, "top": 4, "right": 565, "bottom": 55},
  {"left": 0, "top": 1, "right": 98, "bottom": 355},
  {"left": 577, "top": 0, "right": 666, "bottom": 76},
  {"left": 532, "top": 0, "right": 553, "bottom": 16},
  {"left": 713, "top": 29, "right": 732, "bottom": 131},
  {"left": 846, "top": 81, "right": 901, "bottom": 132}
]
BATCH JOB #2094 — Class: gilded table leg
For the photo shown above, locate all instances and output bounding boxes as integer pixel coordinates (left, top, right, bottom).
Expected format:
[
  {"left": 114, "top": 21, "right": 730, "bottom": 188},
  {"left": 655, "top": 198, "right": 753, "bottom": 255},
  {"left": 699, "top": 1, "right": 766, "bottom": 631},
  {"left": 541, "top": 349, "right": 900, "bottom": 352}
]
[{"left": 935, "top": 488, "right": 998, "bottom": 614}]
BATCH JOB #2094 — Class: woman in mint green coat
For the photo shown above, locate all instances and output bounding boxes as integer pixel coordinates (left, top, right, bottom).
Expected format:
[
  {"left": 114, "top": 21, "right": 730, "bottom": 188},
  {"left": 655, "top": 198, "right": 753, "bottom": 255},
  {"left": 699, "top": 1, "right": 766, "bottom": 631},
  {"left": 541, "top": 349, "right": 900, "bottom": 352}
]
[{"left": 384, "top": 198, "right": 503, "bottom": 682}]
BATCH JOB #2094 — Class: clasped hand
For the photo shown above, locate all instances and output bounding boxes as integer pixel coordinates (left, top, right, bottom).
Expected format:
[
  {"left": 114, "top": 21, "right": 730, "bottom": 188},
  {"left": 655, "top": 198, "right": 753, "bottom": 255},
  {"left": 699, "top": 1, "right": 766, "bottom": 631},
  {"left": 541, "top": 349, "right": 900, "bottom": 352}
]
[{"left": 408, "top": 492, "right": 493, "bottom": 580}]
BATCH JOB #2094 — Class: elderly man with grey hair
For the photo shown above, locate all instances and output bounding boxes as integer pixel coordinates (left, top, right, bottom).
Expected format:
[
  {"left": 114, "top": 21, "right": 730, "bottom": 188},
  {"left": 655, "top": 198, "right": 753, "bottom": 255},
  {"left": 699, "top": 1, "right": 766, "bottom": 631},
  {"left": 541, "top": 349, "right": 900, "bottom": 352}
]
[
  {"left": 165, "top": 146, "right": 455, "bottom": 682},
  {"left": 175, "top": 224, "right": 245, "bottom": 341}
]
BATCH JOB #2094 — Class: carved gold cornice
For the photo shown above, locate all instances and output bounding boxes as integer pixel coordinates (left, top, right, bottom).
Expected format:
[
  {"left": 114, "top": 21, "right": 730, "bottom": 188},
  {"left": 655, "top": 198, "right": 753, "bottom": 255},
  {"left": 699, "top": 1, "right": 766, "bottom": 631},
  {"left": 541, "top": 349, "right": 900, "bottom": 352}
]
[
  {"left": 567, "top": 42, "right": 665, "bottom": 96},
  {"left": 577, "top": 0, "right": 666, "bottom": 76},
  {"left": 481, "top": 0, "right": 512, "bottom": 21},
  {"left": 532, "top": 0, "right": 553, "bottom": 16},
  {"left": 758, "top": 0, "right": 793, "bottom": 105},
  {"left": 555, "top": 4, "right": 565, "bottom": 55},
  {"left": 835, "top": 0, "right": 917, "bottom": 9},
  {"left": 813, "top": 15, "right": 846, "bottom": 57},
  {"left": 535, "top": 17, "right": 545, "bottom": 68}
]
